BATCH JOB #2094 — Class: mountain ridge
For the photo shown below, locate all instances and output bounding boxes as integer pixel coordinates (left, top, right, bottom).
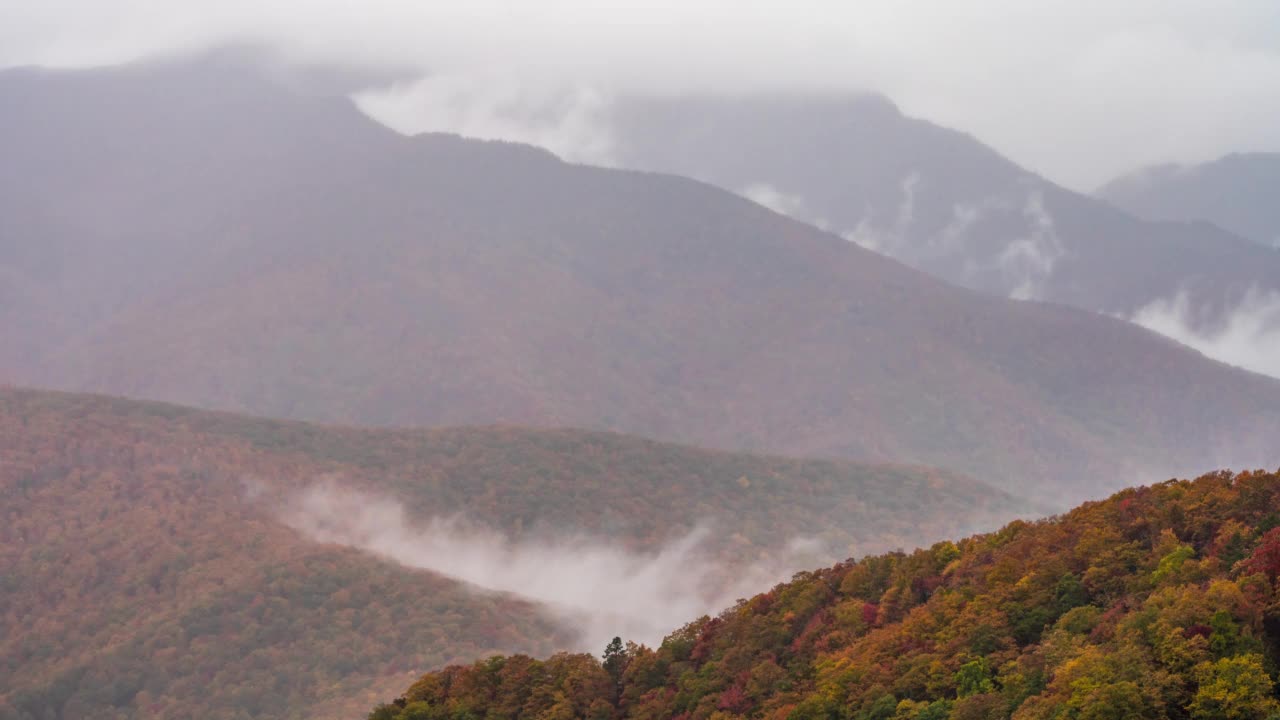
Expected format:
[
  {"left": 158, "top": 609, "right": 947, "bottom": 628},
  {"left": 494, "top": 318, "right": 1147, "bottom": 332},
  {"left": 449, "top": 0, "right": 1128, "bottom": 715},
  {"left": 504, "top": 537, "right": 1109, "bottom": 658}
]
[
  {"left": 3, "top": 58, "right": 1280, "bottom": 502},
  {"left": 607, "top": 93, "right": 1280, "bottom": 321}
]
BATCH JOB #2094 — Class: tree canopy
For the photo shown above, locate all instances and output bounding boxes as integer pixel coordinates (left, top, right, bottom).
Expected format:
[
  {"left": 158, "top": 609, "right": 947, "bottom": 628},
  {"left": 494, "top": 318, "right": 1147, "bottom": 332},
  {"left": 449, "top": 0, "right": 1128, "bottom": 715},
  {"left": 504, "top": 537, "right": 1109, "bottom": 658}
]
[{"left": 369, "top": 469, "right": 1280, "bottom": 720}]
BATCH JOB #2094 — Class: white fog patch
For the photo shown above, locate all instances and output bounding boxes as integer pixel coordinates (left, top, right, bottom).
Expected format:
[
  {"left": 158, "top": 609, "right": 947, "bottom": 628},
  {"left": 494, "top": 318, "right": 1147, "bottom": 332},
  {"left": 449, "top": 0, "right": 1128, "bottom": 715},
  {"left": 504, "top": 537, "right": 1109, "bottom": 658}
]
[
  {"left": 935, "top": 202, "right": 982, "bottom": 255},
  {"left": 1131, "top": 288, "right": 1280, "bottom": 379},
  {"left": 840, "top": 176, "right": 1062, "bottom": 300},
  {"left": 943, "top": 186, "right": 1063, "bottom": 301},
  {"left": 354, "top": 74, "right": 615, "bottom": 165},
  {"left": 277, "top": 481, "right": 825, "bottom": 649},
  {"left": 1000, "top": 190, "right": 1065, "bottom": 300},
  {"left": 843, "top": 172, "right": 920, "bottom": 252},
  {"left": 895, "top": 172, "right": 921, "bottom": 231},
  {"left": 740, "top": 183, "right": 805, "bottom": 217},
  {"left": 843, "top": 217, "right": 888, "bottom": 252},
  {"left": 738, "top": 183, "right": 830, "bottom": 230}
]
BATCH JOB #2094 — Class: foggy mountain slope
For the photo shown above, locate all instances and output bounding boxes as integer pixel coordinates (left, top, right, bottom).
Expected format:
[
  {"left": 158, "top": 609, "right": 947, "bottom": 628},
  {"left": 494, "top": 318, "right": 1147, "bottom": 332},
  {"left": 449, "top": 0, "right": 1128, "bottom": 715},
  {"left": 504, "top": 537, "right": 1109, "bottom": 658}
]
[
  {"left": 1098, "top": 152, "right": 1280, "bottom": 249},
  {"left": 3, "top": 58, "right": 1280, "bottom": 501},
  {"left": 606, "top": 94, "right": 1280, "bottom": 327},
  {"left": 1093, "top": 153, "right": 1280, "bottom": 378},
  {"left": 0, "top": 386, "right": 1030, "bottom": 719}
]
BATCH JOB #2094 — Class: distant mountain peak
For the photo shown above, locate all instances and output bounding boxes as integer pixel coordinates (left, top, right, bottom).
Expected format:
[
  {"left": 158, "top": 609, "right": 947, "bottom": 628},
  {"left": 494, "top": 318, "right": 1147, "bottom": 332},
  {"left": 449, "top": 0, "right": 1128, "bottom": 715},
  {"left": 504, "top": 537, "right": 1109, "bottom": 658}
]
[{"left": 1099, "top": 151, "right": 1280, "bottom": 249}]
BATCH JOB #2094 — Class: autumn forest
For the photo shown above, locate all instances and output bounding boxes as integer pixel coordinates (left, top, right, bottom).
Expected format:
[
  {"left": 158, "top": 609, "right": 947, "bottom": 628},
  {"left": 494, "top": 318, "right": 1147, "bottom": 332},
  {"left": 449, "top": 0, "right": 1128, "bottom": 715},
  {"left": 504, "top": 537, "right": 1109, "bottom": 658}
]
[
  {"left": 369, "top": 470, "right": 1280, "bottom": 720},
  {"left": 4, "top": 12, "right": 1280, "bottom": 720}
]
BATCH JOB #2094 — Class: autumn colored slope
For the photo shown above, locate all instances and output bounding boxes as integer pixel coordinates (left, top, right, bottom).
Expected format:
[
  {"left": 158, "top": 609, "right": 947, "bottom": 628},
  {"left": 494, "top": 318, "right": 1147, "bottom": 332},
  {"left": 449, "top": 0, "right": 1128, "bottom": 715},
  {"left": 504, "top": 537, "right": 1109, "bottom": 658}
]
[
  {"left": 0, "top": 386, "right": 1029, "bottom": 720},
  {"left": 372, "top": 468, "right": 1280, "bottom": 720},
  {"left": 3, "top": 56, "right": 1280, "bottom": 501},
  {"left": 0, "top": 389, "right": 569, "bottom": 720}
]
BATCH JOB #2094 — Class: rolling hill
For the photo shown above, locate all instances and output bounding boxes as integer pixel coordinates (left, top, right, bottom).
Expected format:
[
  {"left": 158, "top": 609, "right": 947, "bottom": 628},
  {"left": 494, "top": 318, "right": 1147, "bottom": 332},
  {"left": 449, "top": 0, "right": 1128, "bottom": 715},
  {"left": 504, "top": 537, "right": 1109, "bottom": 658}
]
[
  {"left": 1098, "top": 152, "right": 1280, "bottom": 249},
  {"left": 368, "top": 467, "right": 1280, "bottom": 720},
  {"left": 2, "top": 56, "right": 1280, "bottom": 501},
  {"left": 0, "top": 386, "right": 1031, "bottom": 720}
]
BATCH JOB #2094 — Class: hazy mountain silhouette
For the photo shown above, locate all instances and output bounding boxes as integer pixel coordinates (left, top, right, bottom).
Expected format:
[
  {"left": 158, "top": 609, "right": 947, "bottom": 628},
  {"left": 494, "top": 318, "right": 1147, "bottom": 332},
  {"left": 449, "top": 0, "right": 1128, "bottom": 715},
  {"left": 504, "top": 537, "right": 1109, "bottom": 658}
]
[
  {"left": 3, "top": 56, "right": 1279, "bottom": 502},
  {"left": 608, "top": 94, "right": 1280, "bottom": 321},
  {"left": 1098, "top": 152, "right": 1280, "bottom": 249}
]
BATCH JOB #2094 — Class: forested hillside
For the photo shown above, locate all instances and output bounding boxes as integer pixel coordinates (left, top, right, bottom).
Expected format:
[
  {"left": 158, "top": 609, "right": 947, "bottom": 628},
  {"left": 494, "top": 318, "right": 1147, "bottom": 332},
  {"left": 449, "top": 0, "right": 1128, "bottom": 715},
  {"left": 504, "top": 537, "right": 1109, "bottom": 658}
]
[
  {"left": 370, "top": 468, "right": 1280, "bottom": 720},
  {"left": 0, "top": 387, "right": 1028, "bottom": 720},
  {"left": 0, "top": 390, "right": 566, "bottom": 720}
]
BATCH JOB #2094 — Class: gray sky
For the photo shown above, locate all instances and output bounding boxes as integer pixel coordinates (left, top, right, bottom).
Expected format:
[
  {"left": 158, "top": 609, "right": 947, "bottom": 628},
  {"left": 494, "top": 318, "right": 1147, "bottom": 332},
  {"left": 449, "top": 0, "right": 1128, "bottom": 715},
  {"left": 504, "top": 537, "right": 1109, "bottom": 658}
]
[{"left": 3, "top": 1, "right": 1279, "bottom": 190}]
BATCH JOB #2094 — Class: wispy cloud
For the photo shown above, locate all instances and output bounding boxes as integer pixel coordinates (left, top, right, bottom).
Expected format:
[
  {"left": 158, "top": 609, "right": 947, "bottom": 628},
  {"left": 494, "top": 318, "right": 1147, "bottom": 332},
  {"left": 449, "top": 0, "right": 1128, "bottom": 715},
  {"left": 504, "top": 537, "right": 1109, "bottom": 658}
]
[
  {"left": 843, "top": 172, "right": 919, "bottom": 253},
  {"left": 354, "top": 75, "right": 615, "bottom": 164},
  {"left": 740, "top": 183, "right": 809, "bottom": 219},
  {"left": 1131, "top": 287, "right": 1280, "bottom": 379},
  {"left": 999, "top": 190, "right": 1065, "bottom": 301},
  {"left": 840, "top": 175, "right": 1062, "bottom": 300},
  {"left": 5, "top": 3, "right": 1280, "bottom": 189},
  {"left": 276, "top": 481, "right": 825, "bottom": 649}
]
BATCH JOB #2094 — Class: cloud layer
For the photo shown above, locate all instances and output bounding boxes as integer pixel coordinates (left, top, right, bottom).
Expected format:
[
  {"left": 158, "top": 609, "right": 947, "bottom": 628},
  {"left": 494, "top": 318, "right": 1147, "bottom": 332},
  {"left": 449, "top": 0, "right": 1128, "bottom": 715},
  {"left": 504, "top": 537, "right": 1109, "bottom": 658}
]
[
  {"left": 278, "top": 481, "right": 825, "bottom": 649},
  {"left": 3, "top": 2, "right": 1280, "bottom": 189}
]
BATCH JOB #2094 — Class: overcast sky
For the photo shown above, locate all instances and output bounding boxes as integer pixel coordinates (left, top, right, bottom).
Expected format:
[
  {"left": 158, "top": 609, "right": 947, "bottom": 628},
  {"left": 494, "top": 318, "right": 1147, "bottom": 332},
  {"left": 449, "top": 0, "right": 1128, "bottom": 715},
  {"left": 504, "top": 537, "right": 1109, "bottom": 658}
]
[{"left": 3, "top": 1, "right": 1279, "bottom": 190}]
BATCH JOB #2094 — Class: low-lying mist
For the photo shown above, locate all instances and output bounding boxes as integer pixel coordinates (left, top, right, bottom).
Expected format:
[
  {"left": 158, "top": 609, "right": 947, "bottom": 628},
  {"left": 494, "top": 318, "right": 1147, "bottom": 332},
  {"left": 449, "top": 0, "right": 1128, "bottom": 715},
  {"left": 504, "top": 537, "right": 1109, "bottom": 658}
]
[
  {"left": 1132, "top": 287, "right": 1280, "bottom": 380},
  {"left": 276, "top": 481, "right": 828, "bottom": 649}
]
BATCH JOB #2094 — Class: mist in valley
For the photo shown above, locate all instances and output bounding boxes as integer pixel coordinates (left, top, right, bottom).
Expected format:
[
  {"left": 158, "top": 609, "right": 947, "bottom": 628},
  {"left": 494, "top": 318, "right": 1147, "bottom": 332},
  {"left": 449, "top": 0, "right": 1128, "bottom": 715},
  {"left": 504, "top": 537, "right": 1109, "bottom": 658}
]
[{"left": 276, "top": 480, "right": 827, "bottom": 649}]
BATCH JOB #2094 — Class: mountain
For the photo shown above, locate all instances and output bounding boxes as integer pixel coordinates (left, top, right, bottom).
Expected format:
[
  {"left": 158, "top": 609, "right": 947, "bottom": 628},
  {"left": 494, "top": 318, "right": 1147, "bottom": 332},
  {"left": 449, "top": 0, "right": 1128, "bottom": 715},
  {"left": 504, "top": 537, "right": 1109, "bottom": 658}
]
[
  {"left": 369, "top": 467, "right": 1280, "bottom": 720},
  {"left": 607, "top": 94, "right": 1280, "bottom": 325},
  {"left": 1098, "top": 153, "right": 1280, "bottom": 249},
  {"left": 3, "top": 57, "right": 1280, "bottom": 501},
  {"left": 0, "top": 386, "right": 1031, "bottom": 720}
]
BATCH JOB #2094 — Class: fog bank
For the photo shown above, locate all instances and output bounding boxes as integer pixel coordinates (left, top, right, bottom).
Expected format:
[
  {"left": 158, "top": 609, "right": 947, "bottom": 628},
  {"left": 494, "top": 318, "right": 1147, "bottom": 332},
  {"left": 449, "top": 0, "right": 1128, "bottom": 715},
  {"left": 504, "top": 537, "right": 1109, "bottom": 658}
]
[
  {"left": 1132, "top": 288, "right": 1280, "bottom": 380},
  {"left": 277, "top": 481, "right": 826, "bottom": 649}
]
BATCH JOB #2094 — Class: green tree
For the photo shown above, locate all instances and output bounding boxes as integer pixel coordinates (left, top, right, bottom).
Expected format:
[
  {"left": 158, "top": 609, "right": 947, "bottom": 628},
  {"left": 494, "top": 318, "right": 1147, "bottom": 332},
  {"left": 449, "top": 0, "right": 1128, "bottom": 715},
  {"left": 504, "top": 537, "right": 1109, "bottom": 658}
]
[
  {"left": 1073, "top": 681, "right": 1154, "bottom": 720},
  {"left": 1208, "top": 609, "right": 1242, "bottom": 658},
  {"left": 1189, "top": 655, "right": 1279, "bottom": 720},
  {"left": 955, "top": 658, "right": 994, "bottom": 698},
  {"left": 602, "top": 636, "right": 628, "bottom": 705},
  {"left": 1053, "top": 573, "right": 1089, "bottom": 613}
]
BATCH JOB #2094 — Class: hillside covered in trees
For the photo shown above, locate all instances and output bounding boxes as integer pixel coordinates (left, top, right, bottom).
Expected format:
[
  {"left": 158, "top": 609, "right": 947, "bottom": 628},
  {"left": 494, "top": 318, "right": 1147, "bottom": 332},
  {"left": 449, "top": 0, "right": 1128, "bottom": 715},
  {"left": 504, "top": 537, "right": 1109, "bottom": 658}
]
[
  {"left": 370, "top": 468, "right": 1280, "bottom": 720},
  {"left": 0, "top": 387, "right": 1031, "bottom": 720}
]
